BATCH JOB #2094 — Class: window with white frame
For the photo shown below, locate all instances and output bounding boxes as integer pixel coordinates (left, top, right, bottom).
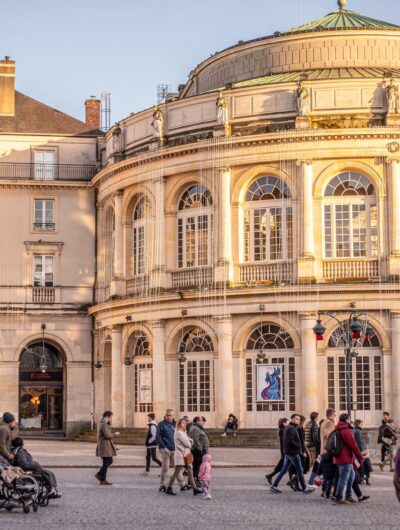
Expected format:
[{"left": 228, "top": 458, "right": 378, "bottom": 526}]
[
  {"left": 178, "top": 327, "right": 214, "bottom": 413},
  {"left": 33, "top": 255, "right": 54, "bottom": 287},
  {"left": 34, "top": 199, "right": 55, "bottom": 231},
  {"left": 131, "top": 195, "right": 150, "bottom": 276},
  {"left": 34, "top": 150, "right": 56, "bottom": 180},
  {"left": 177, "top": 185, "right": 213, "bottom": 268},
  {"left": 327, "top": 323, "right": 382, "bottom": 414},
  {"left": 323, "top": 172, "right": 378, "bottom": 259},
  {"left": 244, "top": 176, "right": 293, "bottom": 262}
]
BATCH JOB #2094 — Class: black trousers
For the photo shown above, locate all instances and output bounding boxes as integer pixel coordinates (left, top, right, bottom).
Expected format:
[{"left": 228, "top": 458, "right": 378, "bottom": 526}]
[
  {"left": 98, "top": 457, "right": 113, "bottom": 480},
  {"left": 145, "top": 447, "right": 162, "bottom": 472},
  {"left": 35, "top": 465, "right": 57, "bottom": 489},
  {"left": 268, "top": 456, "right": 284, "bottom": 478},
  {"left": 192, "top": 448, "right": 203, "bottom": 480}
]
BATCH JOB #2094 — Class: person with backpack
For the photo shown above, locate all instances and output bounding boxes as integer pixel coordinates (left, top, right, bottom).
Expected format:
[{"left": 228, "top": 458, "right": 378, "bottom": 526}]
[
  {"left": 320, "top": 408, "right": 336, "bottom": 454},
  {"left": 141, "top": 413, "right": 162, "bottom": 476},
  {"left": 269, "top": 414, "right": 313, "bottom": 495},
  {"left": 379, "top": 419, "right": 397, "bottom": 472},
  {"left": 330, "top": 413, "right": 364, "bottom": 505}
]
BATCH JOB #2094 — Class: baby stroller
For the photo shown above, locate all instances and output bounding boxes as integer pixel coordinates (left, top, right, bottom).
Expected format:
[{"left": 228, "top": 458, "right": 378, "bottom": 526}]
[{"left": 0, "top": 470, "right": 39, "bottom": 513}]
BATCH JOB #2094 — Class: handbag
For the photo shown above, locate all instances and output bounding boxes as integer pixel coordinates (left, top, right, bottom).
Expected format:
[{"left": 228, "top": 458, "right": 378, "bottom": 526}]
[{"left": 184, "top": 452, "right": 194, "bottom": 466}]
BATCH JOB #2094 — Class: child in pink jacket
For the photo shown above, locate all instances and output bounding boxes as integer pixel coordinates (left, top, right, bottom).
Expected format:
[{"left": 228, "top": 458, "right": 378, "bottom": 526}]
[{"left": 198, "top": 453, "right": 212, "bottom": 499}]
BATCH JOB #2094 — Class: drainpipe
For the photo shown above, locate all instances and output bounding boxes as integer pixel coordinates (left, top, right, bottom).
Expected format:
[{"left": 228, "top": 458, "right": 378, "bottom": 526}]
[{"left": 90, "top": 187, "right": 99, "bottom": 431}]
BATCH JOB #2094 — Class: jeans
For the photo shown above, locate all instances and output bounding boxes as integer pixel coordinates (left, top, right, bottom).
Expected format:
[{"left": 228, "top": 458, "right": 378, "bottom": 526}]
[
  {"left": 308, "top": 459, "right": 319, "bottom": 486},
  {"left": 335, "top": 463, "right": 355, "bottom": 500},
  {"left": 224, "top": 422, "right": 238, "bottom": 434},
  {"left": 192, "top": 448, "right": 203, "bottom": 481},
  {"left": 98, "top": 457, "right": 113, "bottom": 481},
  {"left": 145, "top": 447, "right": 162, "bottom": 472},
  {"left": 267, "top": 456, "right": 284, "bottom": 478},
  {"left": 168, "top": 465, "right": 195, "bottom": 489},
  {"left": 272, "top": 454, "right": 307, "bottom": 491}
]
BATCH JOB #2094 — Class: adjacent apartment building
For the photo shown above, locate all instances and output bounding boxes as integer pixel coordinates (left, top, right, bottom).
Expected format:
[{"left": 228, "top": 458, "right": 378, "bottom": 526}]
[{"left": 0, "top": 57, "right": 103, "bottom": 436}]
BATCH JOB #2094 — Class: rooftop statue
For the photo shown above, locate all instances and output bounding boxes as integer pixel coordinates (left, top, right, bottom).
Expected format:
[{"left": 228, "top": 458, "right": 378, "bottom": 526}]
[
  {"left": 385, "top": 79, "right": 399, "bottom": 114},
  {"left": 295, "top": 81, "right": 311, "bottom": 117},
  {"left": 216, "top": 90, "right": 229, "bottom": 126},
  {"left": 151, "top": 106, "right": 165, "bottom": 146},
  {"left": 112, "top": 122, "right": 122, "bottom": 153}
]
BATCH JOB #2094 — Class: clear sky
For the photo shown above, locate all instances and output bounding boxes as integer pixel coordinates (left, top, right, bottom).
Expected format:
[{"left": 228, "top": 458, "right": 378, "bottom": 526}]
[{"left": 2, "top": 0, "right": 399, "bottom": 124}]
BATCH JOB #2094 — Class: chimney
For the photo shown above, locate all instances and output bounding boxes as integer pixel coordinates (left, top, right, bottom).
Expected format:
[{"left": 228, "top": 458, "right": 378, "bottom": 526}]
[
  {"left": 85, "top": 96, "right": 101, "bottom": 130},
  {"left": 0, "top": 56, "right": 15, "bottom": 116}
]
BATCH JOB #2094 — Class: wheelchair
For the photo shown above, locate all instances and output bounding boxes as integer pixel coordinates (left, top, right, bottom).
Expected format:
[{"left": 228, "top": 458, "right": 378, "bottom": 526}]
[{"left": 0, "top": 473, "right": 39, "bottom": 513}]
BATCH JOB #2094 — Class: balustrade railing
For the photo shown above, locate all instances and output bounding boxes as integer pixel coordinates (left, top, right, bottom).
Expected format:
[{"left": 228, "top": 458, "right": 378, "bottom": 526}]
[
  {"left": 32, "top": 287, "right": 55, "bottom": 303},
  {"left": 171, "top": 267, "right": 213, "bottom": 289},
  {"left": 322, "top": 259, "right": 382, "bottom": 280},
  {"left": 0, "top": 163, "right": 97, "bottom": 181},
  {"left": 239, "top": 262, "right": 295, "bottom": 284}
]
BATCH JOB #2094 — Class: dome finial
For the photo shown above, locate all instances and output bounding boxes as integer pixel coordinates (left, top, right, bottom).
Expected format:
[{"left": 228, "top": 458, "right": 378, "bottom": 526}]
[{"left": 337, "top": 0, "right": 347, "bottom": 9}]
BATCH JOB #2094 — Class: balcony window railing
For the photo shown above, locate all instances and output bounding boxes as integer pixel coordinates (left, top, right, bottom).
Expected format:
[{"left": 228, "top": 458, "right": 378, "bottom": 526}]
[
  {"left": 0, "top": 163, "right": 97, "bottom": 181},
  {"left": 33, "top": 222, "right": 56, "bottom": 231}
]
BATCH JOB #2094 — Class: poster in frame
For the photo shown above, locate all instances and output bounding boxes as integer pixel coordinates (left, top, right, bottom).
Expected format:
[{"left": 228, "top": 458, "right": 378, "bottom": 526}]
[{"left": 256, "top": 364, "right": 283, "bottom": 402}]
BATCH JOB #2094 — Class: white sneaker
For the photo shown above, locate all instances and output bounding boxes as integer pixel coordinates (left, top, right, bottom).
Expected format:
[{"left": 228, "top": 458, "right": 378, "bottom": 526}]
[
  {"left": 204, "top": 493, "right": 212, "bottom": 500},
  {"left": 221, "top": 433, "right": 227, "bottom": 437},
  {"left": 140, "top": 471, "right": 149, "bottom": 476}
]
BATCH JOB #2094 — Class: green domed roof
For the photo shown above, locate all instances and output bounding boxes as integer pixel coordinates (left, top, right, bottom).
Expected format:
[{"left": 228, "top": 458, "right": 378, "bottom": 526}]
[{"left": 287, "top": 2, "right": 399, "bottom": 34}]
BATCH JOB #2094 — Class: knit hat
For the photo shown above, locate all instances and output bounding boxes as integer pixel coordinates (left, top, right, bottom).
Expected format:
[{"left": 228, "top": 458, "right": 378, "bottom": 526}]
[{"left": 2, "top": 412, "right": 15, "bottom": 424}]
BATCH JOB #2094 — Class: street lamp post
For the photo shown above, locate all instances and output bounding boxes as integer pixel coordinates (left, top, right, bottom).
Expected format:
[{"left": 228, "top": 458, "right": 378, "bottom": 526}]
[{"left": 312, "top": 303, "right": 371, "bottom": 419}]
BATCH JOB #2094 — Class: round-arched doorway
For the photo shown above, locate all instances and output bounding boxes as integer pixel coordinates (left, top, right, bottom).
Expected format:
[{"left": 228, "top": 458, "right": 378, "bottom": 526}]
[{"left": 19, "top": 342, "right": 64, "bottom": 431}]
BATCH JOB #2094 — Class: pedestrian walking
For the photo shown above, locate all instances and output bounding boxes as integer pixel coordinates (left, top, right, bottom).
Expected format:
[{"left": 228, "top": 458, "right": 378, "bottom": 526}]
[
  {"left": 165, "top": 418, "right": 202, "bottom": 496},
  {"left": 317, "top": 451, "right": 336, "bottom": 499},
  {"left": 379, "top": 419, "right": 397, "bottom": 472},
  {"left": 332, "top": 413, "right": 364, "bottom": 505},
  {"left": 157, "top": 409, "right": 181, "bottom": 492},
  {"left": 378, "top": 412, "right": 390, "bottom": 466},
  {"left": 269, "top": 414, "right": 314, "bottom": 494},
  {"left": 266, "top": 418, "right": 288, "bottom": 484},
  {"left": 199, "top": 453, "right": 212, "bottom": 499},
  {"left": 320, "top": 408, "right": 336, "bottom": 454},
  {"left": 95, "top": 410, "right": 120, "bottom": 486},
  {"left": 354, "top": 419, "right": 372, "bottom": 485},
  {"left": 141, "top": 413, "right": 162, "bottom": 476},
  {"left": 190, "top": 416, "right": 209, "bottom": 484},
  {"left": 304, "top": 412, "right": 319, "bottom": 470}
]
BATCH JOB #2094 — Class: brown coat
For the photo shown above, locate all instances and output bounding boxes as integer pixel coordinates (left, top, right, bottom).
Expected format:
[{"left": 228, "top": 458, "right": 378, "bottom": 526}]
[
  {"left": 320, "top": 418, "right": 336, "bottom": 454},
  {"left": 96, "top": 418, "right": 117, "bottom": 458},
  {"left": 0, "top": 424, "right": 13, "bottom": 461}
]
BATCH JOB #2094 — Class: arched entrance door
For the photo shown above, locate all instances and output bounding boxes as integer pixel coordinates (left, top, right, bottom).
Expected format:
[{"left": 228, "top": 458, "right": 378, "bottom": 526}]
[{"left": 19, "top": 342, "right": 64, "bottom": 431}]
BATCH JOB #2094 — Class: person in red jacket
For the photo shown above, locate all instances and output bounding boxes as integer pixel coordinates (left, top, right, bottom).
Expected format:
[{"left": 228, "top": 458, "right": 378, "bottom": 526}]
[{"left": 333, "top": 413, "right": 365, "bottom": 505}]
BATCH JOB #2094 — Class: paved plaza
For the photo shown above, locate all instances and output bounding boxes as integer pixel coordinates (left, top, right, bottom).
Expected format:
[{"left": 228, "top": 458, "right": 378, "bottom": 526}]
[{"left": 0, "top": 442, "right": 398, "bottom": 530}]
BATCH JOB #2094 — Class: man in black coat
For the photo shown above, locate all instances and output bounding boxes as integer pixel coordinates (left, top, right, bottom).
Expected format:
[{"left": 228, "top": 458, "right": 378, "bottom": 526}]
[
  {"left": 270, "top": 414, "right": 313, "bottom": 494},
  {"left": 11, "top": 437, "right": 61, "bottom": 498}
]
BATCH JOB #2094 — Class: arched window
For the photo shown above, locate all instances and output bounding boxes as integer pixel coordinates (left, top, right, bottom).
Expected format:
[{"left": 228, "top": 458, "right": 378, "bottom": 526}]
[
  {"left": 323, "top": 172, "right": 377, "bottom": 259},
  {"left": 177, "top": 185, "right": 213, "bottom": 268},
  {"left": 131, "top": 195, "right": 150, "bottom": 276},
  {"left": 179, "top": 327, "right": 214, "bottom": 352},
  {"left": 131, "top": 331, "right": 153, "bottom": 415},
  {"left": 246, "top": 324, "right": 294, "bottom": 350},
  {"left": 327, "top": 323, "right": 382, "bottom": 423},
  {"left": 244, "top": 176, "right": 293, "bottom": 262},
  {"left": 20, "top": 343, "right": 63, "bottom": 369},
  {"left": 245, "top": 323, "right": 295, "bottom": 418},
  {"left": 178, "top": 326, "right": 214, "bottom": 414}
]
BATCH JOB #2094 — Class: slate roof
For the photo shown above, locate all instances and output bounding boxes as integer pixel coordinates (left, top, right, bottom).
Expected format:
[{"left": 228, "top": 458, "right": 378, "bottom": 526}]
[{"left": 0, "top": 91, "right": 102, "bottom": 136}]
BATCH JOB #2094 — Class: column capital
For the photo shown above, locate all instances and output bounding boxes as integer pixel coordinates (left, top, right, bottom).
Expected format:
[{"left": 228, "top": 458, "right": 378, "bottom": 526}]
[
  {"left": 296, "top": 159, "right": 313, "bottom": 167},
  {"left": 111, "top": 324, "right": 123, "bottom": 333},
  {"left": 152, "top": 175, "right": 167, "bottom": 184},
  {"left": 216, "top": 314, "right": 232, "bottom": 325},
  {"left": 219, "top": 166, "right": 231, "bottom": 173},
  {"left": 391, "top": 311, "right": 400, "bottom": 320},
  {"left": 114, "top": 190, "right": 123, "bottom": 199},
  {"left": 385, "top": 156, "right": 400, "bottom": 165},
  {"left": 151, "top": 319, "right": 166, "bottom": 329}
]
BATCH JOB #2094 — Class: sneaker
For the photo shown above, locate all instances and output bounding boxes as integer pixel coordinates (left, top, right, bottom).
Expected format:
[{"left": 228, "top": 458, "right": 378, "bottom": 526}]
[
  {"left": 165, "top": 487, "right": 176, "bottom": 496},
  {"left": 193, "top": 488, "right": 203, "bottom": 496},
  {"left": 94, "top": 473, "right": 102, "bottom": 482},
  {"left": 302, "top": 488, "right": 314, "bottom": 494},
  {"left": 270, "top": 486, "right": 282, "bottom": 494},
  {"left": 204, "top": 493, "right": 212, "bottom": 500},
  {"left": 221, "top": 433, "right": 227, "bottom": 437},
  {"left": 159, "top": 486, "right": 166, "bottom": 492},
  {"left": 140, "top": 471, "right": 149, "bottom": 476},
  {"left": 358, "top": 496, "right": 370, "bottom": 502}
]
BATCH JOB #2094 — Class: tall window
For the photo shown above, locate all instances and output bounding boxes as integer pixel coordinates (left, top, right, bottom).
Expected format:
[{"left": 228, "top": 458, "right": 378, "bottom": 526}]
[
  {"left": 177, "top": 185, "right": 213, "bottom": 268},
  {"left": 327, "top": 323, "right": 382, "bottom": 418},
  {"left": 33, "top": 255, "right": 54, "bottom": 286},
  {"left": 323, "top": 172, "right": 378, "bottom": 259},
  {"left": 131, "top": 196, "right": 150, "bottom": 276},
  {"left": 133, "top": 332, "right": 153, "bottom": 414},
  {"left": 34, "top": 199, "right": 55, "bottom": 231},
  {"left": 245, "top": 324, "right": 295, "bottom": 413},
  {"left": 34, "top": 151, "right": 56, "bottom": 180},
  {"left": 179, "top": 327, "right": 214, "bottom": 413},
  {"left": 244, "top": 176, "right": 293, "bottom": 262}
]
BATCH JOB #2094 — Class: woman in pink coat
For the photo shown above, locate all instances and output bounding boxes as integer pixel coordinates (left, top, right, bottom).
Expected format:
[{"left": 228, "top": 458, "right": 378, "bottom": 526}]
[{"left": 198, "top": 453, "right": 212, "bottom": 499}]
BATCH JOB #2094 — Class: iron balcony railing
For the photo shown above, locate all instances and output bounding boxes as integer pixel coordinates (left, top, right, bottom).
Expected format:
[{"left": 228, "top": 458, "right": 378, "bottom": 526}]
[{"left": 0, "top": 163, "right": 97, "bottom": 181}]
